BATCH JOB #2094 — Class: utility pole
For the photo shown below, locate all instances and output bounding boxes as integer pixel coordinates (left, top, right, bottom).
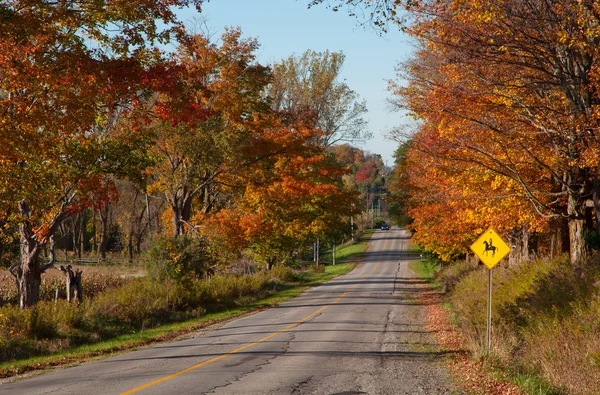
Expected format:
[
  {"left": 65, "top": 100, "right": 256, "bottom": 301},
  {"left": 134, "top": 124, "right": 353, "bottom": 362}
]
[
  {"left": 333, "top": 243, "right": 336, "bottom": 265},
  {"left": 316, "top": 238, "right": 320, "bottom": 266}
]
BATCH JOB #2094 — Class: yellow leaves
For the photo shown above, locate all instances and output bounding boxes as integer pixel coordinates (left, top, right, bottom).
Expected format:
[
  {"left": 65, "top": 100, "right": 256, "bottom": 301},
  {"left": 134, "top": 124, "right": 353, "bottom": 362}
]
[{"left": 490, "top": 175, "right": 504, "bottom": 191}]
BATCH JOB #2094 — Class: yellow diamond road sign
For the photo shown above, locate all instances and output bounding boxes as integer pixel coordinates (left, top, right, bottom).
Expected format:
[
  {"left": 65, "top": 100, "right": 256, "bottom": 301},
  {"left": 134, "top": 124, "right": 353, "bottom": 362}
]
[{"left": 470, "top": 228, "right": 510, "bottom": 270}]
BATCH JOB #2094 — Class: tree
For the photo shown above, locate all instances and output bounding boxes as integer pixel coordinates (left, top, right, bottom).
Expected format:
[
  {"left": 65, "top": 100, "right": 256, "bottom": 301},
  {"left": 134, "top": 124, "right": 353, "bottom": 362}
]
[
  {"left": 387, "top": 141, "right": 412, "bottom": 227},
  {"left": 1, "top": 0, "right": 202, "bottom": 307},
  {"left": 381, "top": 0, "right": 600, "bottom": 264},
  {"left": 147, "top": 28, "right": 273, "bottom": 236},
  {"left": 269, "top": 50, "right": 370, "bottom": 147},
  {"left": 213, "top": 125, "right": 360, "bottom": 269}
]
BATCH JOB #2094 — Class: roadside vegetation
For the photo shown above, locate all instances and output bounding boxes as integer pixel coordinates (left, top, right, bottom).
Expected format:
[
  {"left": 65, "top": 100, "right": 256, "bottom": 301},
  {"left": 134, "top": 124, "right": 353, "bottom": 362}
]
[
  {"left": 0, "top": 232, "right": 371, "bottom": 379},
  {"left": 372, "top": 0, "right": 600, "bottom": 392},
  {"left": 413, "top": 252, "right": 600, "bottom": 395},
  {"left": 1, "top": 2, "right": 389, "bottom": 382}
]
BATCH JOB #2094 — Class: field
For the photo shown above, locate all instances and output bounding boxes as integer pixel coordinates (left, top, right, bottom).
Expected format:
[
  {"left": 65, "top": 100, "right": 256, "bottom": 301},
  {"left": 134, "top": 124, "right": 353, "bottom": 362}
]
[{"left": 0, "top": 264, "right": 144, "bottom": 306}]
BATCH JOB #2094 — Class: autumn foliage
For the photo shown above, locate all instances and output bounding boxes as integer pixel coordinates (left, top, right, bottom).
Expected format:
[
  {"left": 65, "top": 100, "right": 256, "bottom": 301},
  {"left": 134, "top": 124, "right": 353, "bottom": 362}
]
[
  {"left": 1, "top": 1, "right": 364, "bottom": 308},
  {"left": 386, "top": 0, "right": 600, "bottom": 265}
]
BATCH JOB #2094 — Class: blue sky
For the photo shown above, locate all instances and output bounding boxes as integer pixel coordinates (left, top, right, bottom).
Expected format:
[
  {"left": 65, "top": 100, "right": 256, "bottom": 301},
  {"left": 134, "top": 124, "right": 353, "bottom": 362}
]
[{"left": 176, "top": 0, "right": 415, "bottom": 166}]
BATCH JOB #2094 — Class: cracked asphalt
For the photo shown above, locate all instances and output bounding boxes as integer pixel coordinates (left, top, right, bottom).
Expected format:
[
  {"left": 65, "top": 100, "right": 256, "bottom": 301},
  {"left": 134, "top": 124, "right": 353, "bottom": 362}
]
[{"left": 0, "top": 228, "right": 460, "bottom": 394}]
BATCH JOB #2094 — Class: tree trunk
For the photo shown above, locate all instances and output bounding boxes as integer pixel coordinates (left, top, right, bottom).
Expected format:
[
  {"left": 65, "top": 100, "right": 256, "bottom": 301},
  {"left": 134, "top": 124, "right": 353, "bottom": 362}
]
[
  {"left": 568, "top": 194, "right": 585, "bottom": 265},
  {"left": 508, "top": 228, "right": 522, "bottom": 266},
  {"left": 128, "top": 231, "right": 134, "bottom": 263},
  {"left": 172, "top": 203, "right": 184, "bottom": 237},
  {"left": 78, "top": 211, "right": 85, "bottom": 258},
  {"left": 145, "top": 193, "right": 152, "bottom": 231},
  {"left": 98, "top": 206, "right": 110, "bottom": 260},
  {"left": 70, "top": 216, "right": 80, "bottom": 258},
  {"left": 569, "top": 218, "right": 585, "bottom": 265},
  {"left": 128, "top": 190, "right": 141, "bottom": 262},
  {"left": 13, "top": 204, "right": 56, "bottom": 308},
  {"left": 266, "top": 257, "right": 275, "bottom": 270},
  {"left": 17, "top": 244, "right": 42, "bottom": 309},
  {"left": 92, "top": 209, "right": 97, "bottom": 254},
  {"left": 550, "top": 218, "right": 568, "bottom": 258},
  {"left": 11, "top": 200, "right": 65, "bottom": 308},
  {"left": 521, "top": 226, "right": 530, "bottom": 262},
  {"left": 60, "top": 265, "right": 83, "bottom": 303},
  {"left": 171, "top": 189, "right": 193, "bottom": 236},
  {"left": 316, "top": 238, "right": 320, "bottom": 266},
  {"left": 592, "top": 178, "right": 600, "bottom": 237}
]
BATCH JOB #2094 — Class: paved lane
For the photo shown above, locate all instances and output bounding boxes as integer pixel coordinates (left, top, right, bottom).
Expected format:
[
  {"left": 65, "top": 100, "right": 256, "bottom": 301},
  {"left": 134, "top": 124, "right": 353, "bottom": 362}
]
[{"left": 1, "top": 228, "right": 457, "bottom": 394}]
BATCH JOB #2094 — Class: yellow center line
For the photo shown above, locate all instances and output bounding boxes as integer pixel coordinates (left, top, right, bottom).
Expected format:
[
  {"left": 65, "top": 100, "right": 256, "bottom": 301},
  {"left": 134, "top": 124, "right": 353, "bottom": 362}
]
[{"left": 122, "top": 237, "right": 387, "bottom": 395}]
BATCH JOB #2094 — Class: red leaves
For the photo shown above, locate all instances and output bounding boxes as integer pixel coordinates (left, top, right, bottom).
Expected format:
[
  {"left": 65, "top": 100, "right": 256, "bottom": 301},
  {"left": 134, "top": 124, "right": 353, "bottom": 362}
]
[{"left": 354, "top": 161, "right": 379, "bottom": 184}]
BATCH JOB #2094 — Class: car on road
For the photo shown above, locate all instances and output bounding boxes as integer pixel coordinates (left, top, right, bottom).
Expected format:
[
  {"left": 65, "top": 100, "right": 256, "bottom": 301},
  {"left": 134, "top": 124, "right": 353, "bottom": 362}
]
[{"left": 380, "top": 224, "right": 390, "bottom": 230}]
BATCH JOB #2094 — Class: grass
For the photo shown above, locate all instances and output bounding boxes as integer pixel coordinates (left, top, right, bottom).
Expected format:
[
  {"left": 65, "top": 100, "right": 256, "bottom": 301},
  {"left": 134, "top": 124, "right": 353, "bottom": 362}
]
[
  {"left": 511, "top": 372, "right": 566, "bottom": 395},
  {"left": 0, "top": 261, "right": 357, "bottom": 379},
  {"left": 408, "top": 258, "right": 440, "bottom": 283},
  {"left": 430, "top": 253, "right": 600, "bottom": 395},
  {"left": 321, "top": 229, "right": 375, "bottom": 264}
]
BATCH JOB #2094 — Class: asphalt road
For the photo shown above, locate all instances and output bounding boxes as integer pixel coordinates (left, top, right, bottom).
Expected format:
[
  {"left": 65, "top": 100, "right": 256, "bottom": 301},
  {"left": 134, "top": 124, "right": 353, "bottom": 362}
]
[{"left": 1, "top": 228, "right": 458, "bottom": 394}]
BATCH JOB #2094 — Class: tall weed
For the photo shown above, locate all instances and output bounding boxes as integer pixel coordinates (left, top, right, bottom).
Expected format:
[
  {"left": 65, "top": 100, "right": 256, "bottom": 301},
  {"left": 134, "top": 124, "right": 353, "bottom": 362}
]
[
  {"left": 0, "top": 266, "right": 296, "bottom": 364},
  {"left": 446, "top": 254, "right": 600, "bottom": 394}
]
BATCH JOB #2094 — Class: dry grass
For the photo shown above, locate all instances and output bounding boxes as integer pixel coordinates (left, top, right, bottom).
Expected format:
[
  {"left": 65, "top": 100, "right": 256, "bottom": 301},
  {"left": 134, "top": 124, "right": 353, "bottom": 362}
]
[
  {"left": 0, "top": 264, "right": 144, "bottom": 305},
  {"left": 0, "top": 265, "right": 297, "bottom": 367},
  {"left": 428, "top": 304, "right": 523, "bottom": 395},
  {"left": 439, "top": 255, "right": 600, "bottom": 394},
  {"left": 521, "top": 301, "right": 600, "bottom": 395}
]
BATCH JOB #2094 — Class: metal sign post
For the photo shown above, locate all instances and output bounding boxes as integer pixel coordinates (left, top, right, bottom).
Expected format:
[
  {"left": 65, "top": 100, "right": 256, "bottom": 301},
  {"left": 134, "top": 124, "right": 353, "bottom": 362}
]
[
  {"left": 487, "top": 268, "right": 492, "bottom": 354},
  {"left": 470, "top": 228, "right": 510, "bottom": 355}
]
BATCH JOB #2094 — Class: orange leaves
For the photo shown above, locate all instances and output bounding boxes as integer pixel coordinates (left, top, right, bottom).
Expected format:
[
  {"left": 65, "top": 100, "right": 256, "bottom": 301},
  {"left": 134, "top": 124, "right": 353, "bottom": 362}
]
[
  {"left": 212, "top": 139, "right": 358, "bottom": 260},
  {"left": 0, "top": 1, "right": 203, "bottom": 259},
  {"left": 387, "top": 0, "right": 600, "bottom": 261}
]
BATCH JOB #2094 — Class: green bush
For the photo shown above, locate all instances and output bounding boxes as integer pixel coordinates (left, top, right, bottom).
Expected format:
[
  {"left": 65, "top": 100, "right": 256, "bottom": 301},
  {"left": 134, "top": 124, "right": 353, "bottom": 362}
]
[{"left": 144, "top": 236, "right": 212, "bottom": 283}]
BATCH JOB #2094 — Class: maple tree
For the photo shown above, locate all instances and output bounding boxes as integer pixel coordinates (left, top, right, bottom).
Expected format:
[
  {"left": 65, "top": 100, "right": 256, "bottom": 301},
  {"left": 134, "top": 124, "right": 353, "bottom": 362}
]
[
  {"left": 212, "top": 123, "right": 360, "bottom": 269},
  {"left": 147, "top": 29, "right": 365, "bottom": 251},
  {"left": 149, "top": 30, "right": 277, "bottom": 236},
  {"left": 365, "top": 0, "right": 600, "bottom": 264},
  {"left": 0, "top": 0, "right": 203, "bottom": 307},
  {"left": 146, "top": 28, "right": 277, "bottom": 237}
]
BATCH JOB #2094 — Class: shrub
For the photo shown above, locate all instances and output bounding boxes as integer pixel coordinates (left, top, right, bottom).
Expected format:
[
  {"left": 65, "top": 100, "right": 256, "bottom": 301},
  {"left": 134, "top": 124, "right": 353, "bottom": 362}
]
[
  {"left": 0, "top": 263, "right": 298, "bottom": 365},
  {"left": 91, "top": 279, "right": 182, "bottom": 328},
  {"left": 144, "top": 236, "right": 213, "bottom": 283},
  {"left": 436, "top": 258, "right": 479, "bottom": 292}
]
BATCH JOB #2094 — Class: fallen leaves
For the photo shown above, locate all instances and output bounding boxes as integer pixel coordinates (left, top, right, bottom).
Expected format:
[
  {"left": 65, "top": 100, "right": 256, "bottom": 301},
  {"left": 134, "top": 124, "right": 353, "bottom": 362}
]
[{"left": 423, "top": 291, "right": 523, "bottom": 395}]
